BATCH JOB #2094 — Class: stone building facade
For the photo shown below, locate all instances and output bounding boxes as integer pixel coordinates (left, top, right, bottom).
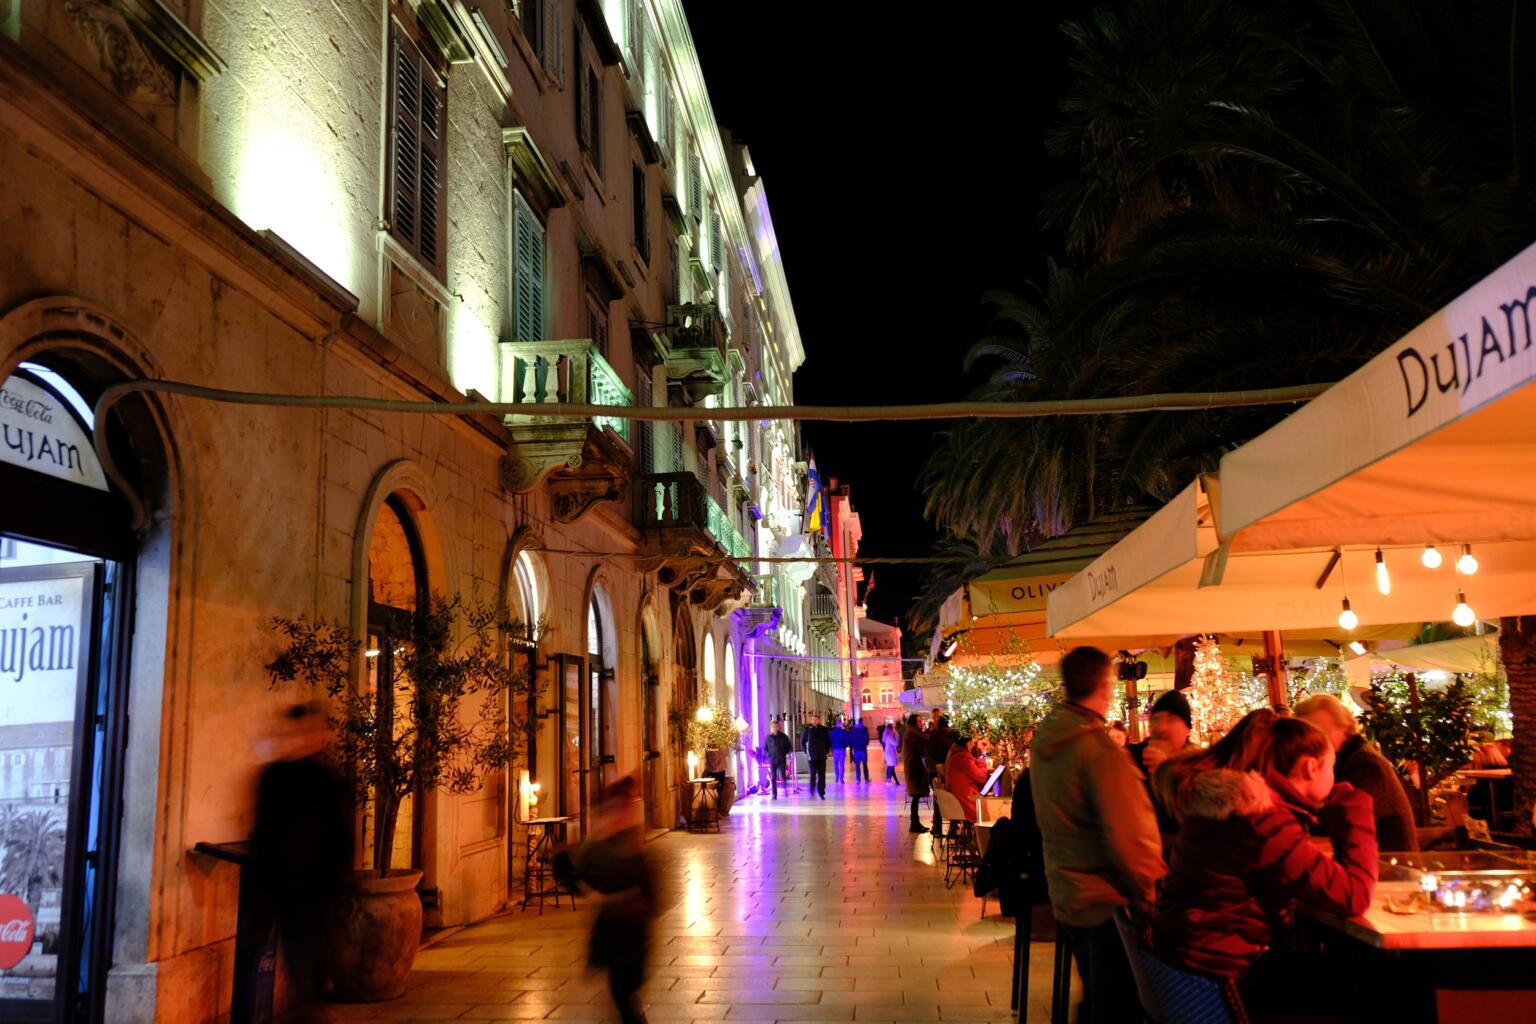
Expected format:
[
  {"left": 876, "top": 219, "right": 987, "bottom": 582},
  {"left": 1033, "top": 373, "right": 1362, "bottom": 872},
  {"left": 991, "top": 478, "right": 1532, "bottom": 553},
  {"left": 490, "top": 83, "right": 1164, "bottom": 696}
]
[{"left": 0, "top": 0, "right": 806, "bottom": 1020}]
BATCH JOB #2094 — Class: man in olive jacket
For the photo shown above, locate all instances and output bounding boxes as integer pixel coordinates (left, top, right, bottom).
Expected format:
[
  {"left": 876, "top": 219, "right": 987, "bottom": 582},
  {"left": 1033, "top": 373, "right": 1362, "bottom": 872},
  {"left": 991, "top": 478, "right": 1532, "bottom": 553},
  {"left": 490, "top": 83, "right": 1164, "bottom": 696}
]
[{"left": 1030, "top": 646, "right": 1165, "bottom": 1024}]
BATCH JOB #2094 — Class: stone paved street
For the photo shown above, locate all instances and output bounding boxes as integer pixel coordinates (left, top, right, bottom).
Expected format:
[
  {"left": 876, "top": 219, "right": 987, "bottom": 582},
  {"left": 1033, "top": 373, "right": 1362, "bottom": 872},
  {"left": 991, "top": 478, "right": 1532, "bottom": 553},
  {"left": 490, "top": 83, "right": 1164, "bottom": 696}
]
[{"left": 333, "top": 779, "right": 1065, "bottom": 1023}]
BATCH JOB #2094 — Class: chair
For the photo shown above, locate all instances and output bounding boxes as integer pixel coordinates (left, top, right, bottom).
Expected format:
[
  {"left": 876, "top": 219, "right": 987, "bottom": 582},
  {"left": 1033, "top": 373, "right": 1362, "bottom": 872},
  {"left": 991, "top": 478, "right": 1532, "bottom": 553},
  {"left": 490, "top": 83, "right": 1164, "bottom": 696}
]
[
  {"left": 934, "top": 788, "right": 981, "bottom": 889},
  {"left": 1112, "top": 909, "right": 1248, "bottom": 1024}
]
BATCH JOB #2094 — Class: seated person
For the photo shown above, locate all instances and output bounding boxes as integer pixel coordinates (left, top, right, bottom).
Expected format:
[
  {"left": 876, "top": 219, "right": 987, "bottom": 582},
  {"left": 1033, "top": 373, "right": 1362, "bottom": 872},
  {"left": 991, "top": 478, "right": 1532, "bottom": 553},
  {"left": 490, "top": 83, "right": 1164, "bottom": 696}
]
[
  {"left": 1154, "top": 717, "right": 1377, "bottom": 1002},
  {"left": 943, "top": 734, "right": 991, "bottom": 822},
  {"left": 1295, "top": 693, "right": 1418, "bottom": 851}
]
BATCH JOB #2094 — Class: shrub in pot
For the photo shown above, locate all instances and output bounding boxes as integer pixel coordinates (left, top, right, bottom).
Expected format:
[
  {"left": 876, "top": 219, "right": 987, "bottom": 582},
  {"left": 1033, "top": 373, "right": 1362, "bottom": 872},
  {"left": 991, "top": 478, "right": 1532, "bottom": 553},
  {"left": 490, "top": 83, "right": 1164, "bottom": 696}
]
[
  {"left": 685, "top": 701, "right": 746, "bottom": 815},
  {"left": 267, "top": 598, "right": 523, "bottom": 1000}
]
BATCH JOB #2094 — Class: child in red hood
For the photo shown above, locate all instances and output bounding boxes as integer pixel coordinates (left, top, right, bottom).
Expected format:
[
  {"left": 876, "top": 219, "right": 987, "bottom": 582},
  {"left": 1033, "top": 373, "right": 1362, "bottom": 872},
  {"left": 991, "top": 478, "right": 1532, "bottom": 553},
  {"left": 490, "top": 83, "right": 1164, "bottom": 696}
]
[{"left": 1153, "top": 716, "right": 1378, "bottom": 988}]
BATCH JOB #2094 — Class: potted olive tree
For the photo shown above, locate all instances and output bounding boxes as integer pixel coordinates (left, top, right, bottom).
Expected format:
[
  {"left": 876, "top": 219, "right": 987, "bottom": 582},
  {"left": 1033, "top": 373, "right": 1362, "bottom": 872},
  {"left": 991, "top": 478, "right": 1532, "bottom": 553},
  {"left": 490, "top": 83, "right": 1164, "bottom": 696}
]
[
  {"left": 267, "top": 597, "right": 523, "bottom": 1000},
  {"left": 686, "top": 700, "right": 746, "bottom": 814}
]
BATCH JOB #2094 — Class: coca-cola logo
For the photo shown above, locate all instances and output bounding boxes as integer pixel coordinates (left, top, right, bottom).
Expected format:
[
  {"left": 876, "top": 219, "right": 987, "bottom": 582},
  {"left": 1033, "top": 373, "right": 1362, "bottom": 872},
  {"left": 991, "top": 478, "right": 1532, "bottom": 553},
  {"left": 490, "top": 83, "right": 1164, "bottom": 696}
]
[{"left": 0, "top": 895, "right": 34, "bottom": 969}]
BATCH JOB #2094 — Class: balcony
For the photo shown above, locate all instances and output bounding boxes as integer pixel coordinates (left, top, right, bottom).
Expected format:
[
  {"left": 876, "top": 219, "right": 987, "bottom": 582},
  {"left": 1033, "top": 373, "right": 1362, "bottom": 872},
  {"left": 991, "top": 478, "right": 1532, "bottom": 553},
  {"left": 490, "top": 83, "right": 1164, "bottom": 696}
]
[
  {"left": 661, "top": 303, "right": 730, "bottom": 406},
  {"left": 497, "top": 338, "right": 634, "bottom": 523},
  {"left": 809, "top": 590, "right": 840, "bottom": 637},
  {"left": 635, "top": 472, "right": 753, "bottom": 610}
]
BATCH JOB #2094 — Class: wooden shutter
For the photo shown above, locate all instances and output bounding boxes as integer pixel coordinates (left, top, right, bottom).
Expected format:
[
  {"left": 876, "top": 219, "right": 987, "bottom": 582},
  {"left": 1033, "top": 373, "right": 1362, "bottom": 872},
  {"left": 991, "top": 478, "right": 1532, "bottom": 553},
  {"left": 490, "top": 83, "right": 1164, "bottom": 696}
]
[
  {"left": 574, "top": 30, "right": 589, "bottom": 151},
  {"left": 542, "top": 0, "right": 564, "bottom": 85},
  {"left": 632, "top": 164, "right": 647, "bottom": 260},
  {"left": 671, "top": 422, "right": 684, "bottom": 473},
  {"left": 710, "top": 208, "right": 721, "bottom": 271},
  {"left": 588, "top": 67, "right": 602, "bottom": 173},
  {"left": 587, "top": 296, "right": 609, "bottom": 358},
  {"left": 636, "top": 371, "right": 654, "bottom": 474},
  {"left": 389, "top": 25, "right": 446, "bottom": 278},
  {"left": 513, "top": 192, "right": 545, "bottom": 341},
  {"left": 690, "top": 152, "right": 701, "bottom": 228}
]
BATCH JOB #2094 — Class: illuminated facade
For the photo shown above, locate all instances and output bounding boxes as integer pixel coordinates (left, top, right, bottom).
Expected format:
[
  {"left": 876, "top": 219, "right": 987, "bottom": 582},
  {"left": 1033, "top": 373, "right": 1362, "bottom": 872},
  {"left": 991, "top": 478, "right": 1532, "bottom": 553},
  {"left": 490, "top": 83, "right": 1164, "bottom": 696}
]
[{"left": 0, "top": 0, "right": 804, "bottom": 1019}]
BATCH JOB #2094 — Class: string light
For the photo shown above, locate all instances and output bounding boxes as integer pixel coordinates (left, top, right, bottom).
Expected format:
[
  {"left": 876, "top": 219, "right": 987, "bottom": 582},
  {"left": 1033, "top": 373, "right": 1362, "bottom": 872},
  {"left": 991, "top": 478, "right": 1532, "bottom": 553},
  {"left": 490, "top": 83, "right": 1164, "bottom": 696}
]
[
  {"left": 695, "top": 706, "right": 715, "bottom": 723},
  {"left": 1456, "top": 545, "right": 1479, "bottom": 576},
  {"left": 1339, "top": 598, "right": 1359, "bottom": 631},
  {"left": 1187, "top": 635, "right": 1244, "bottom": 743},
  {"left": 1375, "top": 549, "right": 1391, "bottom": 595},
  {"left": 1452, "top": 591, "right": 1476, "bottom": 628},
  {"left": 1422, "top": 545, "right": 1443, "bottom": 569}
]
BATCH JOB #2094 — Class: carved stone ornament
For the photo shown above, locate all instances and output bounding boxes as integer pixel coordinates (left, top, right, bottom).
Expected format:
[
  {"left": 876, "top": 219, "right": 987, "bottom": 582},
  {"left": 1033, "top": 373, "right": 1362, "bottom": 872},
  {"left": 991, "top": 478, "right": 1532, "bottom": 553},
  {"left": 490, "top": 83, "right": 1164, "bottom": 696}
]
[{"left": 64, "top": 1, "right": 178, "bottom": 101}]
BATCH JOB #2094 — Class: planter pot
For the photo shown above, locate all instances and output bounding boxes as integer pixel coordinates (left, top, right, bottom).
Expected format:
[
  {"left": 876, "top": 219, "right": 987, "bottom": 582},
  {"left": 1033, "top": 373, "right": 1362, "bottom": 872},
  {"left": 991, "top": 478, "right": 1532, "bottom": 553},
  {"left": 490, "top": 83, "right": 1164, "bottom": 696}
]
[
  {"left": 718, "top": 778, "right": 737, "bottom": 814},
  {"left": 328, "top": 868, "right": 423, "bottom": 1002}
]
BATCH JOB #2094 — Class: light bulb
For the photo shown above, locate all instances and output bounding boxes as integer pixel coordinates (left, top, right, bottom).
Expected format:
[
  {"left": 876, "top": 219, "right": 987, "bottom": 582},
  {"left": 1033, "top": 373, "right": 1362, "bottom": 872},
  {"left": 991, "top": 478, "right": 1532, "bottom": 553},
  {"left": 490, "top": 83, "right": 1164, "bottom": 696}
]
[
  {"left": 1338, "top": 598, "right": 1358, "bottom": 631},
  {"left": 1456, "top": 545, "right": 1478, "bottom": 576},
  {"left": 1348, "top": 640, "right": 1368, "bottom": 656},
  {"left": 1452, "top": 592, "right": 1476, "bottom": 628},
  {"left": 1375, "top": 549, "right": 1391, "bottom": 596},
  {"left": 696, "top": 706, "right": 714, "bottom": 723},
  {"left": 1421, "top": 545, "right": 1443, "bottom": 569}
]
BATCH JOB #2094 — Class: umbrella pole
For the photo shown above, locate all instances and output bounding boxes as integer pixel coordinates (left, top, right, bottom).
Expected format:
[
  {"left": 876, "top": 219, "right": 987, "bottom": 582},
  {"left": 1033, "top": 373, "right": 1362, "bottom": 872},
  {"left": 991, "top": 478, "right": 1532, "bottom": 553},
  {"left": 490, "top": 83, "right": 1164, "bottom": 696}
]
[{"left": 1263, "top": 630, "right": 1289, "bottom": 708}]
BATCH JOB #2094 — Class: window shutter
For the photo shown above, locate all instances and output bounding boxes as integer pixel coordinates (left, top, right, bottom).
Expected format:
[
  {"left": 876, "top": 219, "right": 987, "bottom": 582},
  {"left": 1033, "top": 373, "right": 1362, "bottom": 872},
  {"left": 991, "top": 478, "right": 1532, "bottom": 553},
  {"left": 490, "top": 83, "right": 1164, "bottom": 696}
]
[
  {"left": 575, "top": 32, "right": 590, "bottom": 151},
  {"left": 690, "top": 153, "right": 702, "bottom": 228},
  {"left": 513, "top": 192, "right": 545, "bottom": 341},
  {"left": 587, "top": 298, "right": 609, "bottom": 358},
  {"left": 542, "top": 0, "right": 564, "bottom": 85},
  {"left": 671, "top": 422, "right": 684, "bottom": 474},
  {"left": 710, "top": 208, "right": 721, "bottom": 271},
  {"left": 389, "top": 26, "right": 447, "bottom": 278},
  {"left": 636, "top": 371, "right": 654, "bottom": 474},
  {"left": 588, "top": 67, "right": 602, "bottom": 173}
]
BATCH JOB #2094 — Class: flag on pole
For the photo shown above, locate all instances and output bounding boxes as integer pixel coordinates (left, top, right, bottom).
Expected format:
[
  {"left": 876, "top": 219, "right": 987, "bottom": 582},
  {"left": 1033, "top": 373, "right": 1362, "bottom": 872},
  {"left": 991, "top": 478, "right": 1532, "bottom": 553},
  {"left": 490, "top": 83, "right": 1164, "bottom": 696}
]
[{"left": 805, "top": 455, "right": 823, "bottom": 534}]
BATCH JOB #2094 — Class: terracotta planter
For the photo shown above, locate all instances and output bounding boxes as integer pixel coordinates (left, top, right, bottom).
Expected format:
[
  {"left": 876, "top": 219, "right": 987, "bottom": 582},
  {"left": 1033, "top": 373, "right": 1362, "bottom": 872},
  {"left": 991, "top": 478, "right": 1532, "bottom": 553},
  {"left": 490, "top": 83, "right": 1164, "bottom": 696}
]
[{"left": 328, "top": 868, "right": 423, "bottom": 1002}]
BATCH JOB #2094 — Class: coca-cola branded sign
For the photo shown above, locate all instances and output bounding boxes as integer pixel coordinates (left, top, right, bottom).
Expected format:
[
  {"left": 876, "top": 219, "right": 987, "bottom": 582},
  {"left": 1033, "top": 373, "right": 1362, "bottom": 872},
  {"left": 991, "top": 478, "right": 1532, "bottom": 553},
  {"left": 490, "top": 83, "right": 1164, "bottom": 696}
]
[{"left": 0, "top": 895, "right": 35, "bottom": 969}]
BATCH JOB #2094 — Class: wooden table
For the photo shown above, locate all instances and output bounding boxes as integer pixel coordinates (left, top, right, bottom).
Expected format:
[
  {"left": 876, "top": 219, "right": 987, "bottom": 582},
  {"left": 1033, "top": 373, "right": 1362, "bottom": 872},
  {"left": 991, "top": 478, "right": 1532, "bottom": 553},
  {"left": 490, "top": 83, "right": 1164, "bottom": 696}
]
[
  {"left": 520, "top": 815, "right": 575, "bottom": 913},
  {"left": 1308, "top": 881, "right": 1536, "bottom": 950},
  {"left": 1304, "top": 880, "right": 1536, "bottom": 1021},
  {"left": 687, "top": 778, "right": 720, "bottom": 833}
]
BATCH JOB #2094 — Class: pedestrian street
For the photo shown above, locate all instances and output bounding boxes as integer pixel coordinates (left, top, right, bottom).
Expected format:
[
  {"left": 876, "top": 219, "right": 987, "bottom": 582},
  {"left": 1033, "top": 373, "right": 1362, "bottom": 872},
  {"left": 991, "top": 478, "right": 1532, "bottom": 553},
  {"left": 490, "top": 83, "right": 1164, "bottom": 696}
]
[{"left": 342, "top": 781, "right": 1061, "bottom": 1023}]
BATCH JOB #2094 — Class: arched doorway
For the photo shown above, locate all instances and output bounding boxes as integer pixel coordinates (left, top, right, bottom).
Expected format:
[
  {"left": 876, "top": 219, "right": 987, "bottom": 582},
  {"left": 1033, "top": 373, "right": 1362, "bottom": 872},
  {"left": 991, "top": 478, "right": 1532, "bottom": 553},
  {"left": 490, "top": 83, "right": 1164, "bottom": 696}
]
[
  {"left": 702, "top": 633, "right": 716, "bottom": 704},
  {"left": 671, "top": 605, "right": 697, "bottom": 823},
  {"left": 638, "top": 601, "right": 662, "bottom": 828},
  {"left": 584, "top": 589, "right": 617, "bottom": 825},
  {"left": 0, "top": 358, "right": 153, "bottom": 1021},
  {"left": 363, "top": 495, "right": 429, "bottom": 872}
]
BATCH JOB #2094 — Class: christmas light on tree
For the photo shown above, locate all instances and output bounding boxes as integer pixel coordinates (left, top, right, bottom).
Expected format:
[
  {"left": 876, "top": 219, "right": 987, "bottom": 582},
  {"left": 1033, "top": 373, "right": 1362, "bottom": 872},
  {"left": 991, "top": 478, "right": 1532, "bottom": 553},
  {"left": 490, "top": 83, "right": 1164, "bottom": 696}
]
[{"left": 1187, "top": 634, "right": 1244, "bottom": 743}]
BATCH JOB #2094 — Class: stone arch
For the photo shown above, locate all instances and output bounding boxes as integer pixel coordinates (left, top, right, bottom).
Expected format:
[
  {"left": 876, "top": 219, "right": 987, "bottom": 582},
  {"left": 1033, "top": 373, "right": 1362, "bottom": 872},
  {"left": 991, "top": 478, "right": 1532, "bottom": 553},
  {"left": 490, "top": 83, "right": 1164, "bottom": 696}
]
[
  {"left": 499, "top": 525, "right": 550, "bottom": 647},
  {"left": 0, "top": 296, "right": 194, "bottom": 975}
]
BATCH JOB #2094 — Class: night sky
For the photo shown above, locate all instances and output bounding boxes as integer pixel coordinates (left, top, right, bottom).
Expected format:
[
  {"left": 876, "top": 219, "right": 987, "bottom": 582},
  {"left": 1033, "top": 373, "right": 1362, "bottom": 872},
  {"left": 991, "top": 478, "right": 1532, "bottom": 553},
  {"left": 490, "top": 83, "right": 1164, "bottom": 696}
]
[{"left": 683, "top": 3, "right": 1074, "bottom": 628}]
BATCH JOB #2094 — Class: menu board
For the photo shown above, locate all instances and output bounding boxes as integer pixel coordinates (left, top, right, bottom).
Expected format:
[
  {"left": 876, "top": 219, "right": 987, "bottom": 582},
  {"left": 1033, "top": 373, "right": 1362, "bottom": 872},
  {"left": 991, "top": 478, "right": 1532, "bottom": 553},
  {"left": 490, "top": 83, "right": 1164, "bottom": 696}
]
[{"left": 0, "top": 567, "right": 90, "bottom": 1005}]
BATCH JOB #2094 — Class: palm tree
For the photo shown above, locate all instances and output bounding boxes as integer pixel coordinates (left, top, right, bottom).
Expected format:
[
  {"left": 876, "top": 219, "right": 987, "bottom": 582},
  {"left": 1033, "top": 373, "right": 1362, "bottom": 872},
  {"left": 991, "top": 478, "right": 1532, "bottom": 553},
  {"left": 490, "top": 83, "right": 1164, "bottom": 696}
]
[{"left": 0, "top": 808, "right": 65, "bottom": 909}]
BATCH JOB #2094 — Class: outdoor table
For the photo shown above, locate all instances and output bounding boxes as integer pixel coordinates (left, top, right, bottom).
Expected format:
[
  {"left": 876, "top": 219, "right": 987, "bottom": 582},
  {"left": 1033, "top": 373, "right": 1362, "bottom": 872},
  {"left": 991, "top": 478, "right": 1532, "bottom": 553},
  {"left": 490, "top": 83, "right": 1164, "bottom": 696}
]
[
  {"left": 191, "top": 841, "right": 273, "bottom": 1024},
  {"left": 1455, "top": 768, "right": 1514, "bottom": 828},
  {"left": 687, "top": 777, "right": 720, "bottom": 833},
  {"left": 520, "top": 815, "right": 575, "bottom": 913},
  {"left": 1303, "top": 879, "right": 1536, "bottom": 1021}
]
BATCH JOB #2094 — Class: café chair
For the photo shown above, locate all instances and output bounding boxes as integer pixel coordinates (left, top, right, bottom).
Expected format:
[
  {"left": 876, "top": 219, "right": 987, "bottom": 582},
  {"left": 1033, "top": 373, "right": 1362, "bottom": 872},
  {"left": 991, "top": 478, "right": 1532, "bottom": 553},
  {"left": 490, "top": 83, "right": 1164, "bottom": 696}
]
[
  {"left": 1113, "top": 909, "right": 1248, "bottom": 1024},
  {"left": 934, "top": 788, "right": 981, "bottom": 889}
]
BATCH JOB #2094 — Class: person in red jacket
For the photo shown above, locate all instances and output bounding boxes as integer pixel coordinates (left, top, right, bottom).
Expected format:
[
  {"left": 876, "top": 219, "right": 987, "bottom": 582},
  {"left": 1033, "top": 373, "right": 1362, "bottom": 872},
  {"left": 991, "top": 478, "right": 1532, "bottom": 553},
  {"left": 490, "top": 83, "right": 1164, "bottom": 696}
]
[
  {"left": 943, "top": 734, "right": 990, "bottom": 822},
  {"left": 1154, "top": 716, "right": 1377, "bottom": 999}
]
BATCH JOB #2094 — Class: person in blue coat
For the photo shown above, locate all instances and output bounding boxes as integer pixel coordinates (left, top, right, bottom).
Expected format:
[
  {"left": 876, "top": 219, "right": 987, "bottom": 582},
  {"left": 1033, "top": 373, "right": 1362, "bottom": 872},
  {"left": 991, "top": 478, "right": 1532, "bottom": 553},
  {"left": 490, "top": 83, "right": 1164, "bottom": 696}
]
[
  {"left": 848, "top": 718, "right": 871, "bottom": 782},
  {"left": 829, "top": 717, "right": 849, "bottom": 784}
]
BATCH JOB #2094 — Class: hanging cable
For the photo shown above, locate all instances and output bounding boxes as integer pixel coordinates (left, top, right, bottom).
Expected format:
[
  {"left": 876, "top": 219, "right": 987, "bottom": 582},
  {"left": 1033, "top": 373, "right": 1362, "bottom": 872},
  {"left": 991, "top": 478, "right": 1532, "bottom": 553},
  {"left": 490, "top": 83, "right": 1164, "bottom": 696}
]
[{"left": 91, "top": 377, "right": 1331, "bottom": 530}]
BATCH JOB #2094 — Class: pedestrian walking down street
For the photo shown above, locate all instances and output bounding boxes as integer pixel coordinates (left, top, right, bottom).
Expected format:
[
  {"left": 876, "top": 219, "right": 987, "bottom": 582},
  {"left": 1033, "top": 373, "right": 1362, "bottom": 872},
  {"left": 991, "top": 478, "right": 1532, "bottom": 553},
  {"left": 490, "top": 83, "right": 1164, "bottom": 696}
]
[
  {"left": 881, "top": 720, "right": 900, "bottom": 783},
  {"left": 902, "top": 713, "right": 930, "bottom": 833},
  {"left": 849, "top": 717, "right": 871, "bottom": 782},
  {"left": 829, "top": 717, "right": 849, "bottom": 783},
  {"left": 562, "top": 775, "right": 658, "bottom": 1024},
  {"left": 800, "top": 713, "right": 831, "bottom": 798},
  {"left": 1030, "top": 647, "right": 1165, "bottom": 1024},
  {"left": 765, "top": 720, "right": 793, "bottom": 799},
  {"left": 251, "top": 702, "right": 353, "bottom": 1024},
  {"left": 925, "top": 715, "right": 958, "bottom": 836}
]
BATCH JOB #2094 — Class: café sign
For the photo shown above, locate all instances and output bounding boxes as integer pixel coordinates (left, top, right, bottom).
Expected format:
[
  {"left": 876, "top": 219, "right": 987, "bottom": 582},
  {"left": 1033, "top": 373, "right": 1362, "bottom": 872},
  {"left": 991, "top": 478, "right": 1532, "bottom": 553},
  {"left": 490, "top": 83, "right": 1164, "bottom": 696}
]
[{"left": 0, "top": 375, "right": 108, "bottom": 491}]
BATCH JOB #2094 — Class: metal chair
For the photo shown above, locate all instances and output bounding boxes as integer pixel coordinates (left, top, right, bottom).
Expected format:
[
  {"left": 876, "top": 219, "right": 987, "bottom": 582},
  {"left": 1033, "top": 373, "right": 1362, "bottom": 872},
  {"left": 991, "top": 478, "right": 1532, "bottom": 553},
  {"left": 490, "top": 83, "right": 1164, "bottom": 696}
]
[{"left": 934, "top": 788, "right": 981, "bottom": 889}]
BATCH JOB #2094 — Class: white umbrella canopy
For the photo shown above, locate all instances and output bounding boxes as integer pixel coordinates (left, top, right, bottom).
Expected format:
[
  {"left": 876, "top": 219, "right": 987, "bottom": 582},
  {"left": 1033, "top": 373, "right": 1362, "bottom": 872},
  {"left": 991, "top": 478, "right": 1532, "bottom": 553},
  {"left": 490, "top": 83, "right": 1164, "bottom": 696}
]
[{"left": 1048, "top": 241, "right": 1536, "bottom": 641}]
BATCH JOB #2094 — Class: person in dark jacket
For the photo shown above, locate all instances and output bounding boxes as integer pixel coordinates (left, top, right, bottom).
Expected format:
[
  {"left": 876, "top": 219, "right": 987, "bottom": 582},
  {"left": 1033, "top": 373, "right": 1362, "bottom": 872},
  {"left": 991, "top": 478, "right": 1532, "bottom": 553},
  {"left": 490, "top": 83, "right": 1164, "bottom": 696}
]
[
  {"left": 568, "top": 775, "right": 657, "bottom": 1024},
  {"left": 925, "top": 716, "right": 959, "bottom": 835},
  {"left": 829, "top": 717, "right": 849, "bottom": 784},
  {"left": 764, "top": 720, "right": 793, "bottom": 798},
  {"left": 1154, "top": 717, "right": 1377, "bottom": 1000},
  {"left": 251, "top": 702, "right": 353, "bottom": 1024},
  {"left": 800, "top": 714, "right": 831, "bottom": 798},
  {"left": 1129, "top": 689, "right": 1197, "bottom": 839},
  {"left": 1296, "top": 693, "right": 1418, "bottom": 851},
  {"left": 849, "top": 718, "right": 871, "bottom": 782},
  {"left": 902, "top": 713, "right": 930, "bottom": 833}
]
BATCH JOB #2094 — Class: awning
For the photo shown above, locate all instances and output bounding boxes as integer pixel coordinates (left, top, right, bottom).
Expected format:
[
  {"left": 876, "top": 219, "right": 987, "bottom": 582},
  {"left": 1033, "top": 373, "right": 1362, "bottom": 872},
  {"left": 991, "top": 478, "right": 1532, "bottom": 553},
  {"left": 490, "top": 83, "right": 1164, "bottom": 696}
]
[
  {"left": 1219, "top": 240, "right": 1536, "bottom": 554},
  {"left": 1049, "top": 242, "right": 1536, "bottom": 638},
  {"left": 937, "top": 512, "right": 1166, "bottom": 665},
  {"left": 1362, "top": 632, "right": 1500, "bottom": 675}
]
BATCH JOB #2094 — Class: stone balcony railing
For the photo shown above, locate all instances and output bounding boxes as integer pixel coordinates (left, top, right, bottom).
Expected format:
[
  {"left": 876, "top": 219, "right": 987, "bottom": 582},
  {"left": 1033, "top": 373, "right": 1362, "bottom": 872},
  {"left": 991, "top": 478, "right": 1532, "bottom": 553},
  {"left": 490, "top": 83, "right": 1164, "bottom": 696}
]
[
  {"left": 635, "top": 472, "right": 750, "bottom": 562},
  {"left": 499, "top": 338, "right": 633, "bottom": 444}
]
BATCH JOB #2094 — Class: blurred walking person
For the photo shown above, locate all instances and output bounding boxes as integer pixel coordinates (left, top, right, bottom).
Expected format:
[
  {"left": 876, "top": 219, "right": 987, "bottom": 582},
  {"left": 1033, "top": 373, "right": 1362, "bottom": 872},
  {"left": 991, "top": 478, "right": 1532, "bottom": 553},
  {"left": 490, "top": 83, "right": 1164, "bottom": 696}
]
[
  {"left": 252, "top": 702, "right": 353, "bottom": 1024},
  {"left": 830, "top": 716, "right": 849, "bottom": 784},
  {"left": 903, "top": 713, "right": 930, "bottom": 833},
  {"left": 561, "top": 775, "right": 658, "bottom": 1024}
]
